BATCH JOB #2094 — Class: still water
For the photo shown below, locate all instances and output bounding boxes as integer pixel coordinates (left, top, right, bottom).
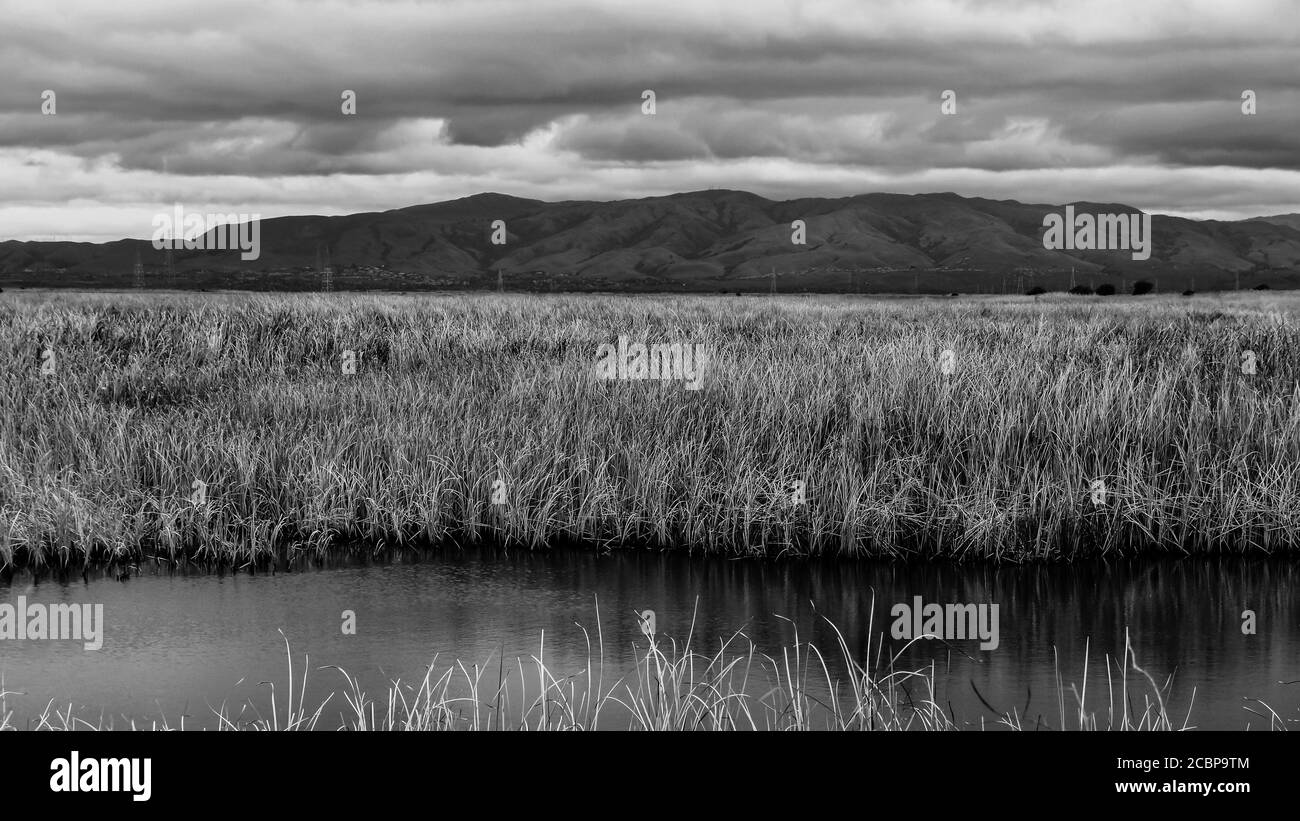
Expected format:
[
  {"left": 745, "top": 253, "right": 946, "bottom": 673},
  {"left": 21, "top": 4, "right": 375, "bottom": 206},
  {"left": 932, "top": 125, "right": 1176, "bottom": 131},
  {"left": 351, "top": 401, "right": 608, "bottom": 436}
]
[{"left": 1, "top": 549, "right": 1296, "bottom": 729}]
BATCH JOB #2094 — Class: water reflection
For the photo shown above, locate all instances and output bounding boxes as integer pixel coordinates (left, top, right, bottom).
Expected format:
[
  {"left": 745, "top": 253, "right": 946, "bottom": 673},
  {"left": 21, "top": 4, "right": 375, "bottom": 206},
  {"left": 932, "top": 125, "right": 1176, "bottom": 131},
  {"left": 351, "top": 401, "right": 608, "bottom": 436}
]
[{"left": 0, "top": 549, "right": 1295, "bottom": 729}]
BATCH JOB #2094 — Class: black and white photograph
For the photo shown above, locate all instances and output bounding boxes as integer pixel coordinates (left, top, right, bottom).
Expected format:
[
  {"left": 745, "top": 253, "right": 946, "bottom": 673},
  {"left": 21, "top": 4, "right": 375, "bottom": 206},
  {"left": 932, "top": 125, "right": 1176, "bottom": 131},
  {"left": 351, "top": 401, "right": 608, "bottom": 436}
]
[{"left": 0, "top": 0, "right": 1294, "bottom": 805}]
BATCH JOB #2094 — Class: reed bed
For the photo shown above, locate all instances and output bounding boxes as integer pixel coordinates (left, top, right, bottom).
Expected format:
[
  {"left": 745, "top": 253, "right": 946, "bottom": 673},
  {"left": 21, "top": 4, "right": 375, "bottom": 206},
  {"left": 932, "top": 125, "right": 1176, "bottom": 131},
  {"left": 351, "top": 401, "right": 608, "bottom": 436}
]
[{"left": 2, "top": 290, "right": 1299, "bottom": 568}]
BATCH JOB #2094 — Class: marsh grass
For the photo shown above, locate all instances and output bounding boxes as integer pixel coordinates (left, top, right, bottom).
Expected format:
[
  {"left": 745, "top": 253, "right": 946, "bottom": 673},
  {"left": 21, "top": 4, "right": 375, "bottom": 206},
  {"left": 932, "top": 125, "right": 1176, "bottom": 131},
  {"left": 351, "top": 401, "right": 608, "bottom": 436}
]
[
  {"left": 3, "top": 290, "right": 1300, "bottom": 569},
  {"left": 0, "top": 615, "right": 1244, "bottom": 731}
]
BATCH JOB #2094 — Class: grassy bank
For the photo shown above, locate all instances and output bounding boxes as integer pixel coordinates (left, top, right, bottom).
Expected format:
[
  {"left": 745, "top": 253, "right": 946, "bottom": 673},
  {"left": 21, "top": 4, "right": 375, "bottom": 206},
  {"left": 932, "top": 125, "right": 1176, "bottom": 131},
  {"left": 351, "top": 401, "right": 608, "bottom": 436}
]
[{"left": 2, "top": 290, "right": 1299, "bottom": 568}]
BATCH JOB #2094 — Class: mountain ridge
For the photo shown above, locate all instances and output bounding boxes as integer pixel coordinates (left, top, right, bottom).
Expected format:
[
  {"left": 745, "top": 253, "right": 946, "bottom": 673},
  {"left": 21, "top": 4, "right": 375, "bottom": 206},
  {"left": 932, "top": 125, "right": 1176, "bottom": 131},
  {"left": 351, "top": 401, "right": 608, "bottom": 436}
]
[{"left": 4, "top": 190, "right": 1299, "bottom": 292}]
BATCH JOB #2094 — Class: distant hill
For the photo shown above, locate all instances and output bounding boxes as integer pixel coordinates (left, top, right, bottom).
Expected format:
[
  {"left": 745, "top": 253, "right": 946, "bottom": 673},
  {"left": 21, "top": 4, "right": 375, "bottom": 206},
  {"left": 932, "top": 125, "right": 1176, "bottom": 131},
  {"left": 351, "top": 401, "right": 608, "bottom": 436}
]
[
  {"left": 1256, "top": 213, "right": 1300, "bottom": 233},
  {"left": 3, "top": 190, "right": 1299, "bottom": 292}
]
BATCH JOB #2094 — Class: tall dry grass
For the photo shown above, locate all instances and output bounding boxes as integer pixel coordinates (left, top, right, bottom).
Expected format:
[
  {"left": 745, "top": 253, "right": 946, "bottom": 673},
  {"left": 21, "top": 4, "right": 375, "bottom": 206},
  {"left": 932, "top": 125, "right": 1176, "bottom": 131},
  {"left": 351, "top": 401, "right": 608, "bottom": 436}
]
[{"left": 2, "top": 290, "right": 1299, "bottom": 568}]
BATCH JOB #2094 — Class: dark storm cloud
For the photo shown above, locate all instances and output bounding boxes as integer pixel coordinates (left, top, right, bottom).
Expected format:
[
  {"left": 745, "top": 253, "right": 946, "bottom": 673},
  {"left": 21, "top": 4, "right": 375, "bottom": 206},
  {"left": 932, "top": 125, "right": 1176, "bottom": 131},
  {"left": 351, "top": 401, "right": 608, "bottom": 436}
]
[
  {"left": 1, "top": 0, "right": 1299, "bottom": 237},
  {"left": 2, "top": 3, "right": 1295, "bottom": 168}
]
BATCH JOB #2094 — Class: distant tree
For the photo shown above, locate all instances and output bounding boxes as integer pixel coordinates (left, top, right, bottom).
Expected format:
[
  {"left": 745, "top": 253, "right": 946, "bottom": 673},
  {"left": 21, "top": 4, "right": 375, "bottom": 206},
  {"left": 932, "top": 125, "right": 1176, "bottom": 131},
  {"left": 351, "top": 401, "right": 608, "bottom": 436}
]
[
  {"left": 1254, "top": 283, "right": 1270, "bottom": 290},
  {"left": 1095, "top": 283, "right": 1116, "bottom": 295},
  {"left": 1132, "top": 280, "right": 1154, "bottom": 295},
  {"left": 948, "top": 292, "right": 960, "bottom": 296},
  {"left": 1069, "top": 284, "right": 1093, "bottom": 295},
  {"left": 1182, "top": 289, "right": 1195, "bottom": 296},
  {"left": 1026, "top": 286, "right": 1047, "bottom": 295}
]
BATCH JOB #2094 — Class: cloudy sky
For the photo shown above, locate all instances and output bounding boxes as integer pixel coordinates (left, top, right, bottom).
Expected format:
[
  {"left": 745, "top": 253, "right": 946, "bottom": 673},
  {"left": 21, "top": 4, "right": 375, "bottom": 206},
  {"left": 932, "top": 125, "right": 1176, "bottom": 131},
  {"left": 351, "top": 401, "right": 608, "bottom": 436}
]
[{"left": 2, "top": 0, "right": 1298, "bottom": 241}]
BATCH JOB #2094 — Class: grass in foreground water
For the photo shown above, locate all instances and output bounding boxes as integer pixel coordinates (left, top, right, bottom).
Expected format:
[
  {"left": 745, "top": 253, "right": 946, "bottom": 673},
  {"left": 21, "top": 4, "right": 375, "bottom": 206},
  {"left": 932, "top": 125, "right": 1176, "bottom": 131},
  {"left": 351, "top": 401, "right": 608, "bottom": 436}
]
[{"left": 2, "top": 613, "right": 1248, "bottom": 731}]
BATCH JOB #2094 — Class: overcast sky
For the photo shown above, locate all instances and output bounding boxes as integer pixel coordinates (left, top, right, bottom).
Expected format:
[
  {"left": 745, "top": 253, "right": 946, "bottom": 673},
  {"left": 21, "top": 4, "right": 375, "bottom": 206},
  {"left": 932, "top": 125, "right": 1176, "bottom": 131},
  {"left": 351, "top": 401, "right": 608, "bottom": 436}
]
[{"left": 2, "top": 0, "right": 1299, "bottom": 241}]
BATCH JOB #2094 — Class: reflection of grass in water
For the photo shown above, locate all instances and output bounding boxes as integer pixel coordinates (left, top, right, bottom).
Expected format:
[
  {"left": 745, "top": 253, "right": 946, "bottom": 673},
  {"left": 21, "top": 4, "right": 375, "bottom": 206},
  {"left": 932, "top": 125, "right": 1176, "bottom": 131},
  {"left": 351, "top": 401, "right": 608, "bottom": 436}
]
[
  {"left": 4, "top": 290, "right": 1300, "bottom": 569},
  {"left": 3, "top": 616, "right": 1282, "bottom": 731}
]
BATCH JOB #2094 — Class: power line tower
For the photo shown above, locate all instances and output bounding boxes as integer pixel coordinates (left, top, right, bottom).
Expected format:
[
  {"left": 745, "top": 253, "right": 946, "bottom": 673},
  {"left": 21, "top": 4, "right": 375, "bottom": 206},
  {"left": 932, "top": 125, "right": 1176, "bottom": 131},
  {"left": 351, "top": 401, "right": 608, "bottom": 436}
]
[
  {"left": 164, "top": 245, "right": 174, "bottom": 280},
  {"left": 770, "top": 266, "right": 776, "bottom": 296},
  {"left": 319, "top": 245, "right": 334, "bottom": 293},
  {"left": 133, "top": 248, "right": 144, "bottom": 290},
  {"left": 497, "top": 268, "right": 503, "bottom": 293}
]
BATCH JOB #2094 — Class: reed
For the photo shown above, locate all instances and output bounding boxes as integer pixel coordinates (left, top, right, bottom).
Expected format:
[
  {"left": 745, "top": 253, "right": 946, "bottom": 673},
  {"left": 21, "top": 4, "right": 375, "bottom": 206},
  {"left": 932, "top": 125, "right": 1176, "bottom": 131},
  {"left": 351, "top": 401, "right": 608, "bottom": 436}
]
[
  {"left": 2, "top": 289, "right": 1299, "bottom": 568},
  {"left": 0, "top": 616, "right": 1233, "bottom": 731}
]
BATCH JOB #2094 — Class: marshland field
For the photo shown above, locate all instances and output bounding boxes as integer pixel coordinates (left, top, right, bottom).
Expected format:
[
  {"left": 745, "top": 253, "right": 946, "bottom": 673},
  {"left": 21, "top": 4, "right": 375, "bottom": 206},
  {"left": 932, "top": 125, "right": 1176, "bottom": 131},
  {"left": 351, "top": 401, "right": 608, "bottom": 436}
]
[
  {"left": 3, "top": 289, "right": 1300, "bottom": 566},
  {"left": 1, "top": 289, "right": 1298, "bottom": 730}
]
